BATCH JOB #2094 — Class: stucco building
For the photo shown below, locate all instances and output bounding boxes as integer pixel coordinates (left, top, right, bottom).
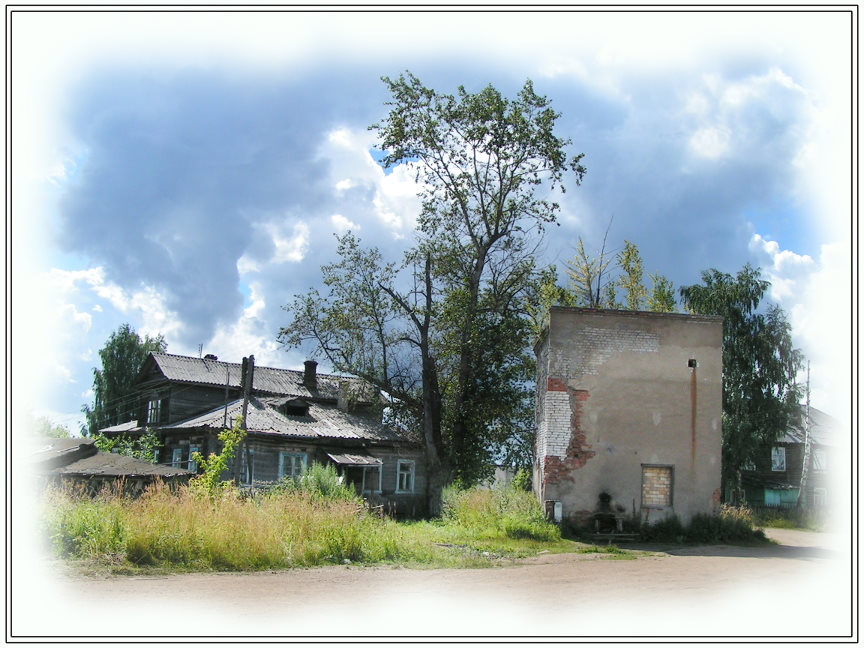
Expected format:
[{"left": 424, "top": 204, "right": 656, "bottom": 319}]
[{"left": 534, "top": 307, "right": 723, "bottom": 528}]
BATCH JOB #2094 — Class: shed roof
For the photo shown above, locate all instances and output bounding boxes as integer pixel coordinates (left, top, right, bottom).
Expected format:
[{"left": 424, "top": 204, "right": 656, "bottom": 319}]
[
  {"left": 51, "top": 452, "right": 192, "bottom": 478},
  {"left": 161, "top": 396, "right": 418, "bottom": 444},
  {"left": 142, "top": 352, "right": 376, "bottom": 403}
]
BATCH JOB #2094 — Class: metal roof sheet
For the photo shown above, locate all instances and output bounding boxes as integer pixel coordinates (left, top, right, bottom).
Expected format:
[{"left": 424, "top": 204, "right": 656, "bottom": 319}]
[
  {"left": 50, "top": 451, "right": 192, "bottom": 478},
  {"left": 161, "top": 396, "right": 417, "bottom": 444},
  {"left": 146, "top": 352, "right": 376, "bottom": 402},
  {"left": 326, "top": 452, "right": 383, "bottom": 466}
]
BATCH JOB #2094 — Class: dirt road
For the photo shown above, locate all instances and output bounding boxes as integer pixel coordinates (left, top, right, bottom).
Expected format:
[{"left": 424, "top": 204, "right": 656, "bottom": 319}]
[{"left": 12, "top": 528, "right": 854, "bottom": 639}]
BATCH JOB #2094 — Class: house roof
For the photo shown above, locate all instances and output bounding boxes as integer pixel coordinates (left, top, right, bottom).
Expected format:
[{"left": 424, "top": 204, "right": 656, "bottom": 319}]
[
  {"left": 29, "top": 437, "right": 190, "bottom": 479},
  {"left": 51, "top": 452, "right": 192, "bottom": 478},
  {"left": 781, "top": 407, "right": 841, "bottom": 446},
  {"left": 160, "top": 396, "right": 419, "bottom": 444},
  {"left": 141, "top": 352, "right": 377, "bottom": 403}
]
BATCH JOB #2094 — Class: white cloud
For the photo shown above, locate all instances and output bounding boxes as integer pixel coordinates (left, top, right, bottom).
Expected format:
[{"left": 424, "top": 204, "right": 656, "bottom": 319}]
[
  {"left": 330, "top": 214, "right": 359, "bottom": 234},
  {"left": 269, "top": 221, "right": 310, "bottom": 264},
  {"left": 205, "top": 282, "right": 283, "bottom": 367},
  {"left": 335, "top": 179, "right": 354, "bottom": 192},
  {"left": 688, "top": 127, "right": 731, "bottom": 159},
  {"left": 748, "top": 234, "right": 850, "bottom": 422}
]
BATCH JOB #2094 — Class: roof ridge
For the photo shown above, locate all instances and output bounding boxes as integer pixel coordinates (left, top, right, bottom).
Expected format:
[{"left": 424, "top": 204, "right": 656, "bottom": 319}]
[{"left": 151, "top": 351, "right": 368, "bottom": 382}]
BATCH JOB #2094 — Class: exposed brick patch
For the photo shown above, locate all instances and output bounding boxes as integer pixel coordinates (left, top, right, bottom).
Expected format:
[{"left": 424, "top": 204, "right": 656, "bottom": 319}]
[
  {"left": 543, "top": 388, "right": 596, "bottom": 486},
  {"left": 546, "top": 377, "right": 568, "bottom": 392}
]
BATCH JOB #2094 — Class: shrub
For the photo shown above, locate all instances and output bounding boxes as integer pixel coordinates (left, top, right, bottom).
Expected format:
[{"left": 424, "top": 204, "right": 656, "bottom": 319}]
[
  {"left": 640, "top": 513, "right": 684, "bottom": 542},
  {"left": 511, "top": 468, "right": 533, "bottom": 492},
  {"left": 272, "top": 462, "right": 359, "bottom": 502}
]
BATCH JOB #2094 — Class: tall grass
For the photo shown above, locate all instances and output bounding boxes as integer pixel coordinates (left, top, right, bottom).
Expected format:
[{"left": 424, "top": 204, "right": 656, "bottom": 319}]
[{"left": 41, "top": 479, "right": 565, "bottom": 571}]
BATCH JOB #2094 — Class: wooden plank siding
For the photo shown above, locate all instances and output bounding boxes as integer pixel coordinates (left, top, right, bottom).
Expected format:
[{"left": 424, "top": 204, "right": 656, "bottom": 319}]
[{"left": 742, "top": 441, "right": 832, "bottom": 507}]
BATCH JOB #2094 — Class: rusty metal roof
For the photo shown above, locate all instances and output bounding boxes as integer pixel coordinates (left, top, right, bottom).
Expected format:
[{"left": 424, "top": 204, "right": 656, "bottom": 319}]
[
  {"left": 161, "top": 396, "right": 417, "bottom": 444},
  {"left": 144, "top": 352, "right": 376, "bottom": 402}
]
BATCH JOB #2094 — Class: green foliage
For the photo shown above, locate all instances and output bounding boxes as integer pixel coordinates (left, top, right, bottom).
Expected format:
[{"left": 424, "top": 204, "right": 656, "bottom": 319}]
[
  {"left": 270, "top": 462, "right": 359, "bottom": 502},
  {"left": 82, "top": 323, "right": 166, "bottom": 435},
  {"left": 31, "top": 416, "right": 71, "bottom": 438},
  {"left": 646, "top": 271, "right": 677, "bottom": 312},
  {"left": 559, "top": 238, "right": 676, "bottom": 314},
  {"left": 189, "top": 418, "right": 246, "bottom": 496},
  {"left": 42, "top": 479, "right": 569, "bottom": 571},
  {"left": 511, "top": 467, "right": 533, "bottom": 492},
  {"left": 680, "top": 265, "right": 803, "bottom": 495},
  {"left": 92, "top": 428, "right": 161, "bottom": 463},
  {"left": 282, "top": 73, "right": 586, "bottom": 500},
  {"left": 441, "top": 483, "right": 560, "bottom": 542},
  {"left": 638, "top": 506, "right": 766, "bottom": 544},
  {"left": 617, "top": 240, "right": 647, "bottom": 310}
]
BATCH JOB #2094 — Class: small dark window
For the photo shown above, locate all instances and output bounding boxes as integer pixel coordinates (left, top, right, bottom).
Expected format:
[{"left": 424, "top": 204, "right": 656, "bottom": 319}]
[{"left": 688, "top": 358, "right": 698, "bottom": 368}]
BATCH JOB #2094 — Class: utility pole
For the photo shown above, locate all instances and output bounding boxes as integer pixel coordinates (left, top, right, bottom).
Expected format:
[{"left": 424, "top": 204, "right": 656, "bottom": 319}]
[
  {"left": 796, "top": 362, "right": 812, "bottom": 509},
  {"left": 235, "top": 355, "right": 255, "bottom": 489}
]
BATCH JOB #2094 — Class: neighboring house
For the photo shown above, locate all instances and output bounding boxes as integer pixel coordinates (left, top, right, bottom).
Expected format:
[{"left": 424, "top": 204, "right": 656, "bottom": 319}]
[
  {"left": 99, "top": 352, "right": 427, "bottom": 516},
  {"left": 533, "top": 307, "right": 724, "bottom": 528},
  {"left": 30, "top": 436, "right": 191, "bottom": 494},
  {"left": 740, "top": 406, "right": 839, "bottom": 510}
]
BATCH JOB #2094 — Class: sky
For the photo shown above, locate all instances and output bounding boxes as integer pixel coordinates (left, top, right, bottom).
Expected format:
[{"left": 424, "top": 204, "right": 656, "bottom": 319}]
[{"left": 10, "top": 8, "right": 854, "bottom": 435}]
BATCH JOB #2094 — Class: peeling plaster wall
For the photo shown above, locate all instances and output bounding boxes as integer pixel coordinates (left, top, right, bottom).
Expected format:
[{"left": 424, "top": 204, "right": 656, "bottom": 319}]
[{"left": 534, "top": 308, "right": 723, "bottom": 526}]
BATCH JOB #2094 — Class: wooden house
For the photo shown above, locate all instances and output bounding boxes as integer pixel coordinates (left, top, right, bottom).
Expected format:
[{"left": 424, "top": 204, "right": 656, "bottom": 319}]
[
  {"left": 99, "top": 352, "right": 427, "bottom": 516},
  {"left": 740, "top": 406, "right": 838, "bottom": 510}
]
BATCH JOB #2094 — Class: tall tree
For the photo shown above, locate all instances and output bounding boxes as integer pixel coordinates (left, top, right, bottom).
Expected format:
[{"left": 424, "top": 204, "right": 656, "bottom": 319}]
[
  {"left": 679, "top": 265, "right": 803, "bottom": 499},
  {"left": 646, "top": 271, "right": 677, "bottom": 313},
  {"left": 82, "top": 323, "right": 166, "bottom": 435},
  {"left": 616, "top": 240, "right": 647, "bottom": 310},
  {"left": 281, "top": 72, "right": 585, "bottom": 510}
]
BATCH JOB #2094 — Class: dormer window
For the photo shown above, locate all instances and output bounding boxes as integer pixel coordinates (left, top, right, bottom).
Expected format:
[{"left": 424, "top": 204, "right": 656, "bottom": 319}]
[{"left": 279, "top": 398, "right": 310, "bottom": 417}]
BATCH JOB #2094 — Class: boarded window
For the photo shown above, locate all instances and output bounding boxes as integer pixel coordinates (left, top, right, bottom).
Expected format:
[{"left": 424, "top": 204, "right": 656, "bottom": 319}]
[
  {"left": 641, "top": 465, "right": 673, "bottom": 508},
  {"left": 771, "top": 447, "right": 786, "bottom": 472}
]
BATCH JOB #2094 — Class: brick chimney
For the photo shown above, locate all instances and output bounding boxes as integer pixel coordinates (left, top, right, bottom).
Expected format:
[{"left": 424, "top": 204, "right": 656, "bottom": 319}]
[{"left": 303, "top": 360, "right": 318, "bottom": 390}]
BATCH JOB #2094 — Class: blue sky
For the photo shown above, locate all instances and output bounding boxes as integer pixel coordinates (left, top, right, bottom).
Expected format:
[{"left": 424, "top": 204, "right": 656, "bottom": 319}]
[{"left": 11, "top": 9, "right": 853, "bottom": 432}]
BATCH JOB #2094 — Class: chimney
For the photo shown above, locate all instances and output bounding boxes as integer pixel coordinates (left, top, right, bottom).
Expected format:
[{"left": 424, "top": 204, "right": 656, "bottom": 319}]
[
  {"left": 303, "top": 360, "right": 318, "bottom": 390},
  {"left": 337, "top": 380, "right": 351, "bottom": 412}
]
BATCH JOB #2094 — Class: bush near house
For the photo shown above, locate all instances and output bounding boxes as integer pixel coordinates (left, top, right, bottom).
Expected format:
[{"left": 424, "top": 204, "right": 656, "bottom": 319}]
[
  {"left": 41, "top": 478, "right": 566, "bottom": 572},
  {"left": 638, "top": 505, "right": 767, "bottom": 544}
]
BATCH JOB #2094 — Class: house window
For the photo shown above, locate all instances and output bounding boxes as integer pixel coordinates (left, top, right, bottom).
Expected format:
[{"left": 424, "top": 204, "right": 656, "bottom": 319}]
[
  {"left": 813, "top": 487, "right": 828, "bottom": 507},
  {"left": 279, "top": 452, "right": 307, "bottom": 480},
  {"left": 147, "top": 399, "right": 162, "bottom": 424},
  {"left": 771, "top": 447, "right": 786, "bottom": 472},
  {"left": 188, "top": 445, "right": 200, "bottom": 472},
  {"left": 241, "top": 449, "right": 255, "bottom": 485},
  {"left": 360, "top": 465, "right": 382, "bottom": 494},
  {"left": 171, "top": 447, "right": 183, "bottom": 469},
  {"left": 641, "top": 465, "right": 673, "bottom": 508},
  {"left": 396, "top": 460, "right": 415, "bottom": 493},
  {"left": 813, "top": 449, "right": 827, "bottom": 472}
]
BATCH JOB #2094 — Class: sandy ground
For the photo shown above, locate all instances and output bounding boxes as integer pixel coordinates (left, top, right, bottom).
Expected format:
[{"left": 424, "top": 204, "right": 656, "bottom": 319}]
[{"left": 10, "top": 528, "right": 854, "bottom": 640}]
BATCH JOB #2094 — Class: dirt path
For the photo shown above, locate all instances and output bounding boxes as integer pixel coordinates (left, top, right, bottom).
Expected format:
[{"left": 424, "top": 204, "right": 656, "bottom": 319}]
[{"left": 12, "top": 528, "right": 853, "bottom": 639}]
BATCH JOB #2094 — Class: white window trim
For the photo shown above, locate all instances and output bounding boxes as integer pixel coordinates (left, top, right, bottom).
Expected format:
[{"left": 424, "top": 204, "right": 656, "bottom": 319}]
[
  {"left": 396, "top": 459, "right": 415, "bottom": 494},
  {"left": 241, "top": 448, "right": 255, "bottom": 485},
  {"left": 360, "top": 465, "right": 383, "bottom": 494},
  {"left": 278, "top": 451, "right": 307, "bottom": 480},
  {"left": 813, "top": 487, "right": 828, "bottom": 507},
  {"left": 771, "top": 446, "right": 786, "bottom": 472}
]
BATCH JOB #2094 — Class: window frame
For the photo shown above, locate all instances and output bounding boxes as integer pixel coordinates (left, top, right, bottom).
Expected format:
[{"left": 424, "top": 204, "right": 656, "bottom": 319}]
[
  {"left": 188, "top": 444, "right": 200, "bottom": 472},
  {"left": 771, "top": 446, "right": 787, "bottom": 472},
  {"left": 396, "top": 459, "right": 415, "bottom": 494},
  {"left": 147, "top": 398, "right": 162, "bottom": 424},
  {"left": 812, "top": 449, "right": 827, "bottom": 472},
  {"left": 813, "top": 487, "right": 828, "bottom": 507},
  {"left": 171, "top": 447, "right": 183, "bottom": 469},
  {"left": 278, "top": 451, "right": 307, "bottom": 480}
]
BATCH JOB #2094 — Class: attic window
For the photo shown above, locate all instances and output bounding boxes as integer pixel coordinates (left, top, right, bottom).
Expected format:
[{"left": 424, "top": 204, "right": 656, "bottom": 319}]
[{"left": 280, "top": 399, "right": 310, "bottom": 417}]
